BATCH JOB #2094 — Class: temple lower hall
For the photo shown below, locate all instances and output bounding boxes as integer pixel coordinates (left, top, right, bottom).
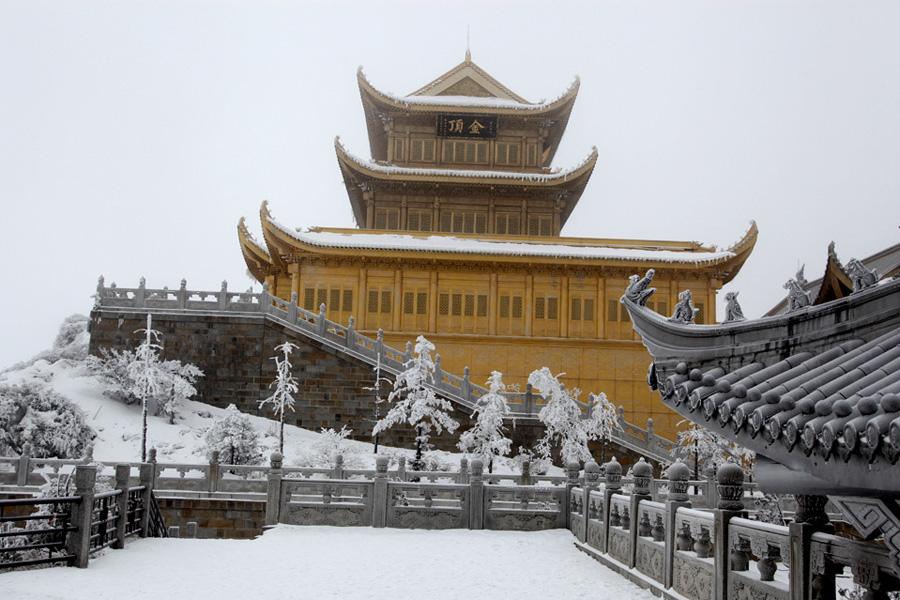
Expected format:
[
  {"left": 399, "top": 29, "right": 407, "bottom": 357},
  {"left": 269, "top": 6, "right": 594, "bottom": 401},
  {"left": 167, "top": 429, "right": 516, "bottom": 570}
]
[{"left": 238, "top": 53, "right": 757, "bottom": 441}]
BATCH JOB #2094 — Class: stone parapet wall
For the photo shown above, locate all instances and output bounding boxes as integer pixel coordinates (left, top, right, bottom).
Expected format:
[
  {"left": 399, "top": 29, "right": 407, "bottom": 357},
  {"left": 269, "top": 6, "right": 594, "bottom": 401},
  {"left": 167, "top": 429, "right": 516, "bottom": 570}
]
[
  {"left": 156, "top": 497, "right": 265, "bottom": 540},
  {"left": 89, "top": 309, "right": 503, "bottom": 453}
]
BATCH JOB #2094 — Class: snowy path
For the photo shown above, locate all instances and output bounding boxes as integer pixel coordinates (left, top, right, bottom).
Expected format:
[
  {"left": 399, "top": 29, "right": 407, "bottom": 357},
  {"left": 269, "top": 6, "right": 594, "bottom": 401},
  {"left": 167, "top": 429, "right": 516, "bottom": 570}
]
[{"left": 0, "top": 526, "right": 656, "bottom": 600}]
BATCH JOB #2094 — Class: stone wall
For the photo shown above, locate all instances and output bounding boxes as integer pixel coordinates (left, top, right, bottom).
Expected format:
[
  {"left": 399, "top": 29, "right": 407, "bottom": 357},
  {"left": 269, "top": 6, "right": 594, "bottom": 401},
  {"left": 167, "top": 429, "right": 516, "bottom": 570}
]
[
  {"left": 156, "top": 497, "right": 265, "bottom": 540},
  {"left": 89, "top": 308, "right": 545, "bottom": 453}
]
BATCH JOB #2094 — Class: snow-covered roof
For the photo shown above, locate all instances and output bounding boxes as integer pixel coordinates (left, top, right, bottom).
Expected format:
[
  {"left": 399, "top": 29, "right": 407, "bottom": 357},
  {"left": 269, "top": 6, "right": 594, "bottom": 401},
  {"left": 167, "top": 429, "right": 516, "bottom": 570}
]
[
  {"left": 621, "top": 276, "right": 900, "bottom": 495},
  {"left": 266, "top": 218, "right": 735, "bottom": 265},
  {"left": 358, "top": 66, "right": 579, "bottom": 113},
  {"left": 335, "top": 138, "right": 596, "bottom": 185}
]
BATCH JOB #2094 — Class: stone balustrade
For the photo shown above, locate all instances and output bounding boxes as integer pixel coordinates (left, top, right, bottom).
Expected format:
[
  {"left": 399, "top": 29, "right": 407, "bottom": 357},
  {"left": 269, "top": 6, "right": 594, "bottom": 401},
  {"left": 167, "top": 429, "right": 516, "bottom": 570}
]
[{"left": 3, "top": 450, "right": 897, "bottom": 597}]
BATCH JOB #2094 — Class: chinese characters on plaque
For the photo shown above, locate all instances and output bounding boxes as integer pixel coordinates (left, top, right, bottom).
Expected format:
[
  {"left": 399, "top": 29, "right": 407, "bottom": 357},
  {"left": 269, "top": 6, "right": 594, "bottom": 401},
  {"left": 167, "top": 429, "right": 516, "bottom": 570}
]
[{"left": 436, "top": 114, "right": 497, "bottom": 139}]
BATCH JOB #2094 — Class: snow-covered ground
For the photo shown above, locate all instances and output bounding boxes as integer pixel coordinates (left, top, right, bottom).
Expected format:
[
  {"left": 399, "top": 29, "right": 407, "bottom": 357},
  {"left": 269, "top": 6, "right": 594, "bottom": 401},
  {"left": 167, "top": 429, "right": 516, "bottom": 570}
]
[{"left": 0, "top": 526, "right": 657, "bottom": 600}]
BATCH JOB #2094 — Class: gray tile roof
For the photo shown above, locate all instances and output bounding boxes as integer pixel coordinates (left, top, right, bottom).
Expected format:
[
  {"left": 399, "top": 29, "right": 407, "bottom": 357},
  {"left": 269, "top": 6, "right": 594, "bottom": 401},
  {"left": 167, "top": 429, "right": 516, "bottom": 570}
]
[{"left": 623, "top": 276, "right": 900, "bottom": 494}]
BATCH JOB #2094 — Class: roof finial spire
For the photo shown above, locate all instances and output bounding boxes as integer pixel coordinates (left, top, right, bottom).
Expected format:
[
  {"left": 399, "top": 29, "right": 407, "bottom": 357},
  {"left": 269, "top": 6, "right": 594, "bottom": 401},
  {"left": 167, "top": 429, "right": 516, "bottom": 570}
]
[{"left": 465, "top": 26, "right": 471, "bottom": 62}]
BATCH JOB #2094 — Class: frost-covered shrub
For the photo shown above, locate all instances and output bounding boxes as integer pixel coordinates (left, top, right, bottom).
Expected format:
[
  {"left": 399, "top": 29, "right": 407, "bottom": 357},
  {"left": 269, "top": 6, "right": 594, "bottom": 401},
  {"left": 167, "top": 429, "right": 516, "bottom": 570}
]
[
  {"left": 419, "top": 451, "right": 452, "bottom": 472},
  {"left": 203, "top": 404, "right": 263, "bottom": 465},
  {"left": 85, "top": 347, "right": 203, "bottom": 422},
  {"left": 0, "top": 382, "right": 95, "bottom": 458},
  {"left": 294, "top": 426, "right": 366, "bottom": 469},
  {"left": 513, "top": 447, "right": 550, "bottom": 476}
]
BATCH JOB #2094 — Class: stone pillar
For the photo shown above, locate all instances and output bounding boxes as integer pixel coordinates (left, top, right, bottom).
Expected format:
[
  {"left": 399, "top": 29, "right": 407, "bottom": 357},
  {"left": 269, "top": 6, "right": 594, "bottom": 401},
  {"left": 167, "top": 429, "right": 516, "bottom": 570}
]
[
  {"left": 265, "top": 452, "right": 284, "bottom": 527},
  {"left": 520, "top": 459, "right": 531, "bottom": 486},
  {"left": 333, "top": 454, "right": 345, "bottom": 480},
  {"left": 208, "top": 450, "right": 220, "bottom": 494},
  {"left": 790, "top": 494, "right": 834, "bottom": 600},
  {"left": 459, "top": 458, "right": 469, "bottom": 485},
  {"left": 372, "top": 456, "right": 388, "bottom": 528},
  {"left": 16, "top": 443, "right": 32, "bottom": 486},
  {"left": 113, "top": 464, "right": 130, "bottom": 550},
  {"left": 67, "top": 465, "right": 97, "bottom": 568},
  {"left": 565, "top": 460, "right": 581, "bottom": 529},
  {"left": 139, "top": 462, "right": 154, "bottom": 538},
  {"left": 630, "top": 457, "right": 653, "bottom": 569},
  {"left": 397, "top": 456, "right": 407, "bottom": 482},
  {"left": 469, "top": 459, "right": 484, "bottom": 530},
  {"left": 583, "top": 460, "right": 601, "bottom": 542},
  {"left": 664, "top": 459, "right": 692, "bottom": 589},
  {"left": 603, "top": 457, "right": 623, "bottom": 554},
  {"left": 714, "top": 461, "right": 748, "bottom": 600}
]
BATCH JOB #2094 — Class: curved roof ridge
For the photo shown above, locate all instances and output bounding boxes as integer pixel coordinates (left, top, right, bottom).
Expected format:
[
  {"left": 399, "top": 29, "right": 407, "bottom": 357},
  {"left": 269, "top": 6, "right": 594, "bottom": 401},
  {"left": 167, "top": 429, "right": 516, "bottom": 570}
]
[
  {"left": 260, "top": 204, "right": 741, "bottom": 266},
  {"left": 335, "top": 136, "right": 597, "bottom": 184},
  {"left": 357, "top": 66, "right": 580, "bottom": 113},
  {"left": 237, "top": 216, "right": 269, "bottom": 257}
]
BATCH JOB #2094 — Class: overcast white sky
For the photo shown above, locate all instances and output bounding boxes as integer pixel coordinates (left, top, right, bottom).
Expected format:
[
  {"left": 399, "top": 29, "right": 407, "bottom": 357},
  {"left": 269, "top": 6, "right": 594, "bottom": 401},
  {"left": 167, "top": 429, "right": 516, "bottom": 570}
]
[{"left": 2, "top": 0, "right": 899, "bottom": 370}]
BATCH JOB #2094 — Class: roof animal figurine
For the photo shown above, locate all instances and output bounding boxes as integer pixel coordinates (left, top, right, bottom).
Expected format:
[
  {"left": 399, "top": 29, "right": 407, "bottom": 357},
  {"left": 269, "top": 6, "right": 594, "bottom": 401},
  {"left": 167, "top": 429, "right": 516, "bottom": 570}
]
[
  {"left": 846, "top": 258, "right": 879, "bottom": 293},
  {"left": 723, "top": 291, "right": 745, "bottom": 323},
  {"left": 783, "top": 277, "right": 812, "bottom": 311},
  {"left": 624, "top": 269, "right": 656, "bottom": 307},
  {"left": 668, "top": 290, "right": 697, "bottom": 324}
]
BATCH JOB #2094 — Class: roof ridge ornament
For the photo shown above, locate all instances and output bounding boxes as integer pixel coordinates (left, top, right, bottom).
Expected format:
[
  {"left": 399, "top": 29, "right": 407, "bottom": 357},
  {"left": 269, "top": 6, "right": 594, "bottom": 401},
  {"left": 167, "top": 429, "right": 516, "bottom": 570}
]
[
  {"left": 784, "top": 276, "right": 812, "bottom": 311},
  {"left": 846, "top": 258, "right": 879, "bottom": 293},
  {"left": 624, "top": 269, "right": 656, "bottom": 307},
  {"left": 723, "top": 291, "right": 746, "bottom": 323},
  {"left": 668, "top": 290, "right": 697, "bottom": 324}
]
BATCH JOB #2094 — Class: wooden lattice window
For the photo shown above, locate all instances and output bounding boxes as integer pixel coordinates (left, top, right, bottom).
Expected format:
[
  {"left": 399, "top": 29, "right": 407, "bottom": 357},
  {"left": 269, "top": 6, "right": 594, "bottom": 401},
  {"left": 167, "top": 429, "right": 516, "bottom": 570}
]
[
  {"left": 375, "top": 209, "right": 400, "bottom": 230},
  {"left": 303, "top": 284, "right": 354, "bottom": 322},
  {"left": 496, "top": 142, "right": 521, "bottom": 166},
  {"left": 408, "top": 210, "right": 432, "bottom": 232},
  {"left": 410, "top": 139, "right": 435, "bottom": 162},
  {"left": 495, "top": 213, "right": 520, "bottom": 235},
  {"left": 442, "top": 140, "right": 488, "bottom": 165},
  {"left": 440, "top": 211, "right": 487, "bottom": 234},
  {"left": 528, "top": 214, "right": 553, "bottom": 237}
]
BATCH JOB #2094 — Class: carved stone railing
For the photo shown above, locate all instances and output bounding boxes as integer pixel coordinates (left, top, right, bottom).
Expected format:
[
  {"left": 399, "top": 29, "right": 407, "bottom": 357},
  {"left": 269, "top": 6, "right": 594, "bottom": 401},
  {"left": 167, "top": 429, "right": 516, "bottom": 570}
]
[
  {"left": 5, "top": 450, "right": 896, "bottom": 596},
  {"left": 92, "top": 278, "right": 677, "bottom": 465}
]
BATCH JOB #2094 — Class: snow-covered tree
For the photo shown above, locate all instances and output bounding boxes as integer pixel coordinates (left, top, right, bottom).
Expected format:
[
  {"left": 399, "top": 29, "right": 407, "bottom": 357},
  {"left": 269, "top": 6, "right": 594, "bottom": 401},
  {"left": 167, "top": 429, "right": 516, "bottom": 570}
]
[
  {"left": 0, "top": 382, "right": 95, "bottom": 458},
  {"left": 372, "top": 336, "right": 458, "bottom": 468},
  {"left": 259, "top": 341, "right": 298, "bottom": 453},
  {"left": 131, "top": 315, "right": 164, "bottom": 462},
  {"left": 85, "top": 315, "right": 203, "bottom": 458},
  {"left": 673, "top": 421, "right": 755, "bottom": 475},
  {"left": 203, "top": 404, "right": 263, "bottom": 465},
  {"left": 529, "top": 367, "right": 618, "bottom": 466},
  {"left": 457, "top": 371, "right": 513, "bottom": 473}
]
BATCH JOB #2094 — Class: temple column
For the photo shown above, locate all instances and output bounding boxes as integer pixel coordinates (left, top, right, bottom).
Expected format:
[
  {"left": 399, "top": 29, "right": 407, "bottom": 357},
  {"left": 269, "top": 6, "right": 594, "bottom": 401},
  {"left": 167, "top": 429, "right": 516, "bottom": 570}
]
[
  {"left": 597, "top": 275, "right": 606, "bottom": 340},
  {"left": 520, "top": 199, "right": 527, "bottom": 236},
  {"left": 432, "top": 198, "right": 440, "bottom": 232},
  {"left": 428, "top": 272, "right": 438, "bottom": 333},
  {"left": 289, "top": 264, "right": 301, "bottom": 301},
  {"left": 357, "top": 268, "right": 368, "bottom": 330},
  {"left": 400, "top": 196, "right": 408, "bottom": 230},
  {"left": 489, "top": 273, "right": 498, "bottom": 335},
  {"left": 365, "top": 194, "right": 375, "bottom": 229},
  {"left": 488, "top": 199, "right": 496, "bottom": 234},
  {"left": 392, "top": 268, "right": 402, "bottom": 331},
  {"left": 560, "top": 275, "right": 569, "bottom": 338},
  {"left": 524, "top": 275, "right": 533, "bottom": 337}
]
